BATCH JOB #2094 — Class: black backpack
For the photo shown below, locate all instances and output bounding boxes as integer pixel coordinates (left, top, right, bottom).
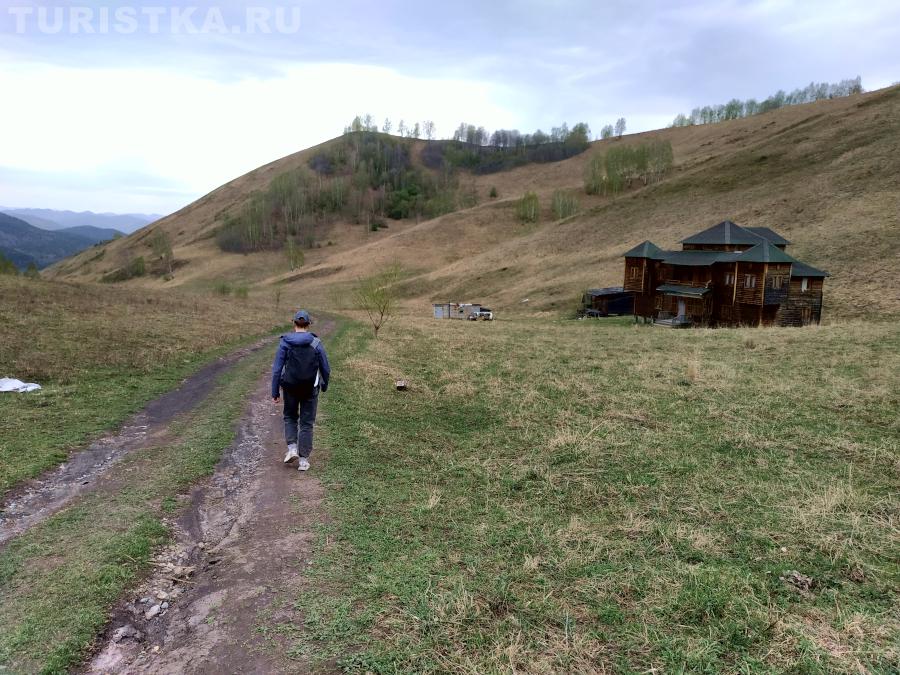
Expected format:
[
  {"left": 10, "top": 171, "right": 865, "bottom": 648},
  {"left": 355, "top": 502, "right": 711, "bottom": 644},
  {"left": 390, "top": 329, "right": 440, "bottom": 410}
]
[{"left": 281, "top": 336, "right": 321, "bottom": 396}]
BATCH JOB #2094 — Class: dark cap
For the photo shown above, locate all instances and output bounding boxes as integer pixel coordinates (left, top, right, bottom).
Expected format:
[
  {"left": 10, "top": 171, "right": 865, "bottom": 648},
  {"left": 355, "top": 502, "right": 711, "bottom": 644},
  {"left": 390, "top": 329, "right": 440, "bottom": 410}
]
[{"left": 293, "top": 309, "right": 311, "bottom": 324}]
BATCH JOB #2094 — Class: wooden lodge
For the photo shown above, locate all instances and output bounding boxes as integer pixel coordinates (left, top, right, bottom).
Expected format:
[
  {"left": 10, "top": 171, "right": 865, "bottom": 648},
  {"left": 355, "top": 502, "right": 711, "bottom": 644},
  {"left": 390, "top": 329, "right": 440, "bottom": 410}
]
[{"left": 624, "top": 221, "right": 829, "bottom": 327}]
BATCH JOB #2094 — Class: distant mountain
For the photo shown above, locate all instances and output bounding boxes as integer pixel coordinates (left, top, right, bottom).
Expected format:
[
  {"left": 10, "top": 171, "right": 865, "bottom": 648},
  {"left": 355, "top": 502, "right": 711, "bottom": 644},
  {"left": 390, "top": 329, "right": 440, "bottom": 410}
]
[
  {"left": 58, "top": 225, "right": 124, "bottom": 244},
  {"left": 9, "top": 212, "right": 62, "bottom": 230},
  {"left": 0, "top": 212, "right": 100, "bottom": 269},
  {"left": 0, "top": 207, "right": 162, "bottom": 234}
]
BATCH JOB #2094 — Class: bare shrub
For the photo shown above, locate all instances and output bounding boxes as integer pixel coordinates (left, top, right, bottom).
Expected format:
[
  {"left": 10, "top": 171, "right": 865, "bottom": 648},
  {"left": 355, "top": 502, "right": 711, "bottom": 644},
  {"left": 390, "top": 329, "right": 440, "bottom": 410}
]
[{"left": 353, "top": 265, "right": 403, "bottom": 338}]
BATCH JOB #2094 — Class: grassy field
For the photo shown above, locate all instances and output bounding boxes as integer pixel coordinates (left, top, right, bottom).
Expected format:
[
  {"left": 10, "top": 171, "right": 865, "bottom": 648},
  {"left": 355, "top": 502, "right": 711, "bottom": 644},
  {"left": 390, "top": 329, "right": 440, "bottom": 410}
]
[
  {"left": 0, "top": 276, "right": 286, "bottom": 495},
  {"left": 285, "top": 315, "right": 899, "bottom": 673},
  {"left": 0, "top": 342, "right": 279, "bottom": 673}
]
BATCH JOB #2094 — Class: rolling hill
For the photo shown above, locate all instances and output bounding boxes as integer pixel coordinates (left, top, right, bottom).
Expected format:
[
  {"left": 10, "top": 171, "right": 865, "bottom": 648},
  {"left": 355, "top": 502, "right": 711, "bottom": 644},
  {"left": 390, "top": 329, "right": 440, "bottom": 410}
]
[
  {"left": 56, "top": 225, "right": 124, "bottom": 244},
  {"left": 0, "top": 213, "right": 109, "bottom": 269},
  {"left": 49, "top": 85, "right": 900, "bottom": 320}
]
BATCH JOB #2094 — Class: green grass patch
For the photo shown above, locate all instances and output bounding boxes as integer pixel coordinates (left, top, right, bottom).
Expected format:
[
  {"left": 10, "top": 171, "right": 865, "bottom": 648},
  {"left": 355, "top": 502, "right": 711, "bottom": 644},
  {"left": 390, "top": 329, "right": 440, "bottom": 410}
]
[{"left": 283, "top": 317, "right": 899, "bottom": 673}]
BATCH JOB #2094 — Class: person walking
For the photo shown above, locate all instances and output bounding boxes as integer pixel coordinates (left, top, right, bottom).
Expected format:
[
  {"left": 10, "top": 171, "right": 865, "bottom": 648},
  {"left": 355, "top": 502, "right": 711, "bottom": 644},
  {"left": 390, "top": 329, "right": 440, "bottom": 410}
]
[{"left": 271, "top": 310, "right": 330, "bottom": 471}]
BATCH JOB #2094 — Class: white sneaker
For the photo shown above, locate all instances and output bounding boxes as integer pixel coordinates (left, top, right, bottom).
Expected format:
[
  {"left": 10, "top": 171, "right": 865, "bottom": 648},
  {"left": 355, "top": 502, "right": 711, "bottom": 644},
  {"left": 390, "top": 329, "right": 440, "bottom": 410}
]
[
  {"left": 297, "top": 458, "right": 310, "bottom": 472},
  {"left": 283, "top": 444, "right": 299, "bottom": 464}
]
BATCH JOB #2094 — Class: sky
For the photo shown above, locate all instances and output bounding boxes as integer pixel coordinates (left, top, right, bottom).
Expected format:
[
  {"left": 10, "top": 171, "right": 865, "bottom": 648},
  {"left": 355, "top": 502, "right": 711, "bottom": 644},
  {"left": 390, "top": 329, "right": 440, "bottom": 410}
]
[{"left": 1, "top": 0, "right": 898, "bottom": 215}]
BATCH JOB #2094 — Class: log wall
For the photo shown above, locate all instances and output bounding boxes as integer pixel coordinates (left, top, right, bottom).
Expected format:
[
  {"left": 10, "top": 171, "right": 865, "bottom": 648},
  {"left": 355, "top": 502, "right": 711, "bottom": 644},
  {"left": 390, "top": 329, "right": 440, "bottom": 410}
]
[
  {"left": 763, "top": 263, "right": 792, "bottom": 305},
  {"left": 734, "top": 262, "right": 765, "bottom": 305},
  {"left": 776, "top": 278, "right": 824, "bottom": 326},
  {"left": 623, "top": 258, "right": 646, "bottom": 293}
]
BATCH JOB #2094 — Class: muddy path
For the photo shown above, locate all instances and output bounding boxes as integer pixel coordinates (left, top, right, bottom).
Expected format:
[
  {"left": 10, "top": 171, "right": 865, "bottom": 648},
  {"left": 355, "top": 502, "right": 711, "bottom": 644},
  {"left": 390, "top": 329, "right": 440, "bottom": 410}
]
[
  {"left": 0, "top": 336, "right": 274, "bottom": 547},
  {"left": 85, "top": 364, "right": 329, "bottom": 674},
  {"left": 80, "top": 320, "right": 336, "bottom": 674}
]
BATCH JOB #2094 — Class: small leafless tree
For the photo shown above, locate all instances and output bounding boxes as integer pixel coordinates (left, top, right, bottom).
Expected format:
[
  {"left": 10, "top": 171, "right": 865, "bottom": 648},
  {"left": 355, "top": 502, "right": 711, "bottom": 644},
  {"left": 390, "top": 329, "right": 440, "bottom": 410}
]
[{"left": 353, "top": 265, "right": 403, "bottom": 338}]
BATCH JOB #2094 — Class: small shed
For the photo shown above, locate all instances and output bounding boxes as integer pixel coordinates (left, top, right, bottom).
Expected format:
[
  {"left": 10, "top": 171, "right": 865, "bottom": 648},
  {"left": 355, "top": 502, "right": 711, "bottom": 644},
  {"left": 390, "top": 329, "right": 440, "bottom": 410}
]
[
  {"left": 433, "top": 302, "right": 482, "bottom": 320},
  {"left": 581, "top": 287, "right": 633, "bottom": 317},
  {"left": 451, "top": 303, "right": 481, "bottom": 319}
]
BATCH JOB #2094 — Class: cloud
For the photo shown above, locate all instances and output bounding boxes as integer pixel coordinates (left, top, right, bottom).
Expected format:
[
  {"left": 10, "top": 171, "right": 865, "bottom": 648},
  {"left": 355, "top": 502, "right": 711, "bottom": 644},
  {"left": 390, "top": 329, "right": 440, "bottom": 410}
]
[
  {"left": 0, "top": 0, "right": 898, "bottom": 213},
  {"left": 0, "top": 163, "right": 196, "bottom": 214},
  {"left": 0, "top": 60, "right": 520, "bottom": 211}
]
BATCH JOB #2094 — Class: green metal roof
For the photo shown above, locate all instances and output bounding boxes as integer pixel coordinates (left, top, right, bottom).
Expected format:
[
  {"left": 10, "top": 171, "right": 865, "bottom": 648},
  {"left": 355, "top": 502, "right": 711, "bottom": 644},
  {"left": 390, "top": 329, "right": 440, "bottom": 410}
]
[
  {"left": 746, "top": 227, "right": 791, "bottom": 245},
  {"left": 681, "top": 220, "right": 765, "bottom": 246},
  {"left": 681, "top": 221, "right": 791, "bottom": 247},
  {"left": 790, "top": 261, "right": 830, "bottom": 278},
  {"left": 585, "top": 286, "right": 629, "bottom": 297},
  {"left": 661, "top": 250, "right": 738, "bottom": 266},
  {"left": 659, "top": 243, "right": 816, "bottom": 268},
  {"left": 623, "top": 240, "right": 665, "bottom": 259},
  {"left": 736, "top": 241, "right": 798, "bottom": 264},
  {"left": 656, "top": 284, "right": 712, "bottom": 297}
]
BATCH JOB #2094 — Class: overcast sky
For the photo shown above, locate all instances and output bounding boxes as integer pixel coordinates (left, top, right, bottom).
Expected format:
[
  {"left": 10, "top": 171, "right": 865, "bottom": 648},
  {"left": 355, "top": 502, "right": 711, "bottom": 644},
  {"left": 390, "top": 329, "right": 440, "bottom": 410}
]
[{"left": 1, "top": 0, "right": 898, "bottom": 215}]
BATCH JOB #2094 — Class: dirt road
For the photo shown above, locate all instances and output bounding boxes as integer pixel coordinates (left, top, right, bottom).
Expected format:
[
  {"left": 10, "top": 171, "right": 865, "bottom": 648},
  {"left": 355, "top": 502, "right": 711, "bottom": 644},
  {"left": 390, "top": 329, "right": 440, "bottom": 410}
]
[
  {"left": 86, "top": 366, "right": 328, "bottom": 673},
  {"left": 3, "top": 326, "right": 337, "bottom": 673},
  {"left": 0, "top": 337, "right": 274, "bottom": 547}
]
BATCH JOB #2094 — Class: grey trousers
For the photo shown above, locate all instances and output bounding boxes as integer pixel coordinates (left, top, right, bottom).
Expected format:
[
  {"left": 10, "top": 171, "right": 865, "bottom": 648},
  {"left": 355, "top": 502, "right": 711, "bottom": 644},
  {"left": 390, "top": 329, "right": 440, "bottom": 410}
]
[{"left": 282, "top": 387, "right": 318, "bottom": 457}]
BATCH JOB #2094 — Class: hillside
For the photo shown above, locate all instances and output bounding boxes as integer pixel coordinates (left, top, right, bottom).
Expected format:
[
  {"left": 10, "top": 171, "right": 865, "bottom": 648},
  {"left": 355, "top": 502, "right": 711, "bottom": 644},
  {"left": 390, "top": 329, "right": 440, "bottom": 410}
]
[
  {"left": 57, "top": 225, "right": 124, "bottom": 244},
  {"left": 50, "top": 85, "right": 900, "bottom": 320},
  {"left": 0, "top": 213, "right": 104, "bottom": 269}
]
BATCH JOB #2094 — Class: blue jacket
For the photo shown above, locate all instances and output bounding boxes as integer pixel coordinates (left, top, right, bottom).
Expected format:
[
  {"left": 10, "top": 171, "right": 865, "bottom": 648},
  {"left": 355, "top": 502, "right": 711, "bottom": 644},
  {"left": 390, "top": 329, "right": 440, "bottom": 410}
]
[{"left": 271, "top": 332, "right": 331, "bottom": 398}]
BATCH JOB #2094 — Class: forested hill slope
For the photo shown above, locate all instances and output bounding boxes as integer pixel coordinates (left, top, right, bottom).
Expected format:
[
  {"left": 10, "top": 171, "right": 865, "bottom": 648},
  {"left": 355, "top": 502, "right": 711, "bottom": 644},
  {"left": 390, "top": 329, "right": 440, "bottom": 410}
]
[
  {"left": 50, "top": 85, "right": 900, "bottom": 320},
  {"left": 0, "top": 212, "right": 102, "bottom": 269}
]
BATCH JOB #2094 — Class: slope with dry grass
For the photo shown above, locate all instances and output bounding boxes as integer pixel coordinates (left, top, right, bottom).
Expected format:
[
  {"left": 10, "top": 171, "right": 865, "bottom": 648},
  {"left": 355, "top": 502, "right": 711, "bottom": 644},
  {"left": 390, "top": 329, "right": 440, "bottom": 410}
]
[
  {"left": 51, "top": 86, "right": 900, "bottom": 320},
  {"left": 0, "top": 275, "right": 286, "bottom": 492}
]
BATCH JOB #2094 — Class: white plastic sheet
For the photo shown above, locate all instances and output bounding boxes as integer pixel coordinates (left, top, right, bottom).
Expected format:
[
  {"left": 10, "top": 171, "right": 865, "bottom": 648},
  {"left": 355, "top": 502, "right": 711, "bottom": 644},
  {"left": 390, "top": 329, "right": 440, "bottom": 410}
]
[{"left": 0, "top": 378, "right": 42, "bottom": 393}]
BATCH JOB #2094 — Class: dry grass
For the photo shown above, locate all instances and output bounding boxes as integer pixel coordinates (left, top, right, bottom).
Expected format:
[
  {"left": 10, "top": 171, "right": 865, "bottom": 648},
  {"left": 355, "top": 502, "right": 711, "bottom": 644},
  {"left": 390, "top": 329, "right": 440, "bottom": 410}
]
[
  {"left": 50, "top": 86, "right": 900, "bottom": 323},
  {"left": 0, "top": 275, "right": 288, "bottom": 492},
  {"left": 0, "top": 276, "right": 284, "bottom": 382}
]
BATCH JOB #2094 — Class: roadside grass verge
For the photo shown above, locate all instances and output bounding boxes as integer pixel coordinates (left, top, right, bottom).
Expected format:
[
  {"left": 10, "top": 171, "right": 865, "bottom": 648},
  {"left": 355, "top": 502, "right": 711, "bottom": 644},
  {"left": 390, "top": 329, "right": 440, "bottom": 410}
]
[
  {"left": 0, "top": 276, "right": 285, "bottom": 495},
  {"left": 0, "top": 342, "right": 277, "bottom": 674},
  {"left": 289, "top": 316, "right": 899, "bottom": 673}
]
